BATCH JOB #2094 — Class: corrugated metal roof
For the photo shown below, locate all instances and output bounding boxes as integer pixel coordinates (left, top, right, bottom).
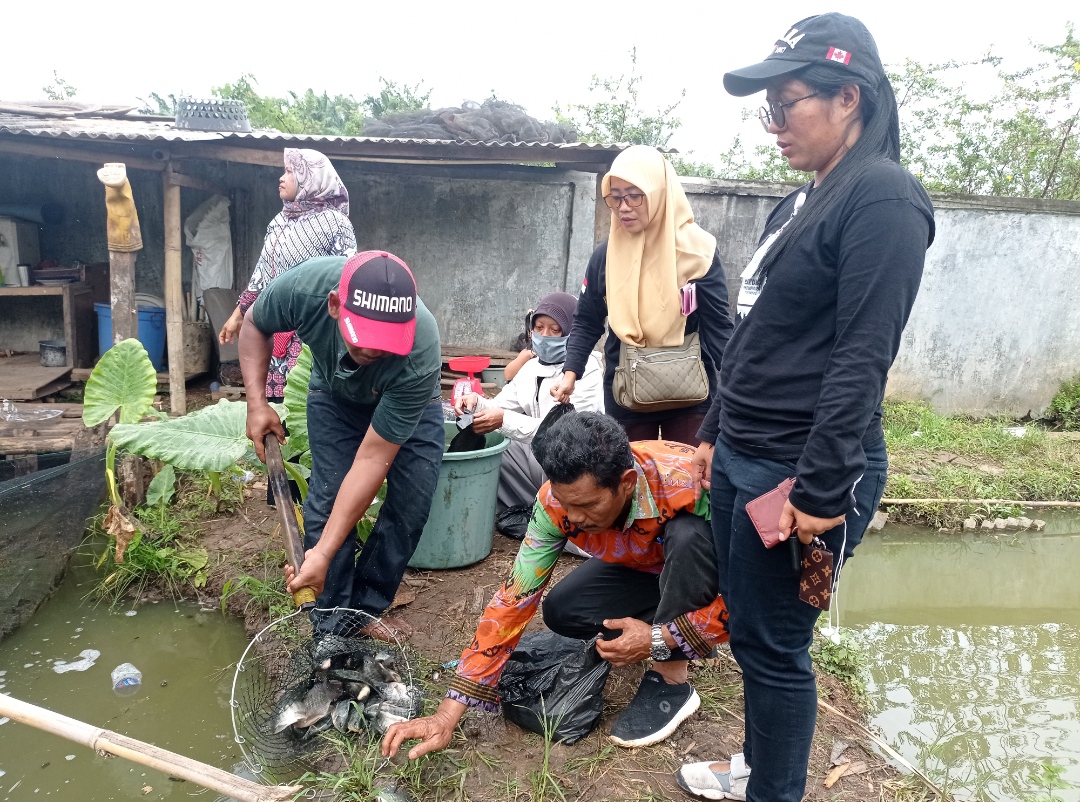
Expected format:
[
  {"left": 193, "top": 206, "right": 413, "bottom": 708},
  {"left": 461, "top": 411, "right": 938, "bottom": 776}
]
[{"left": 0, "top": 112, "right": 628, "bottom": 158}]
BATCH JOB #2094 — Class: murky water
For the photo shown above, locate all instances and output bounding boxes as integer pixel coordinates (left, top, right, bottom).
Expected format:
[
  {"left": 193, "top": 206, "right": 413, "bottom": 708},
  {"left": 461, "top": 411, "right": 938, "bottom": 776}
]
[
  {"left": 0, "top": 561, "right": 250, "bottom": 801},
  {"left": 840, "top": 514, "right": 1080, "bottom": 801}
]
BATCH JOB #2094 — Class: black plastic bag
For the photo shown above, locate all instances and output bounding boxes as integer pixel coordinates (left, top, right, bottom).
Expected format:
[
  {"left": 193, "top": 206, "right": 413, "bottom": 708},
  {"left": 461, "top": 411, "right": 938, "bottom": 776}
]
[
  {"left": 495, "top": 504, "right": 532, "bottom": 540},
  {"left": 530, "top": 402, "right": 576, "bottom": 465},
  {"left": 448, "top": 411, "right": 487, "bottom": 453},
  {"left": 498, "top": 631, "right": 610, "bottom": 744}
]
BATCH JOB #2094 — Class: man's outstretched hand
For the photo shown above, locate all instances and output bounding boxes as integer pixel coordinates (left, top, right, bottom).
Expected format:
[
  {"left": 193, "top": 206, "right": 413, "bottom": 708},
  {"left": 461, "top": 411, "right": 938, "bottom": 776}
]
[{"left": 382, "top": 699, "right": 466, "bottom": 760}]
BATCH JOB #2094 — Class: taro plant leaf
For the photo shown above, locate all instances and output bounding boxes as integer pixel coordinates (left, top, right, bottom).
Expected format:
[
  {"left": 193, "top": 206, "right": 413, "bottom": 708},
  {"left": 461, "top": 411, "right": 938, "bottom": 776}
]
[
  {"left": 83, "top": 339, "right": 157, "bottom": 426},
  {"left": 283, "top": 344, "right": 312, "bottom": 453},
  {"left": 145, "top": 463, "right": 176, "bottom": 507},
  {"left": 110, "top": 399, "right": 283, "bottom": 472}
]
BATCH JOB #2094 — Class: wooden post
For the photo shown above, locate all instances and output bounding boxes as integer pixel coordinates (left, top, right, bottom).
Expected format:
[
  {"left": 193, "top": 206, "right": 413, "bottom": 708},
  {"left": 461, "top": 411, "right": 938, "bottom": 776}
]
[
  {"left": 163, "top": 166, "right": 186, "bottom": 414},
  {"left": 108, "top": 252, "right": 137, "bottom": 344}
]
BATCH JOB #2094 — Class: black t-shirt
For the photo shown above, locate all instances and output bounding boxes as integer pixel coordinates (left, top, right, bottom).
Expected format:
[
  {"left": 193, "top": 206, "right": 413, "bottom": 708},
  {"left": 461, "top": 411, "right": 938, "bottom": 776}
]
[
  {"left": 697, "top": 159, "right": 935, "bottom": 518},
  {"left": 563, "top": 243, "right": 733, "bottom": 424}
]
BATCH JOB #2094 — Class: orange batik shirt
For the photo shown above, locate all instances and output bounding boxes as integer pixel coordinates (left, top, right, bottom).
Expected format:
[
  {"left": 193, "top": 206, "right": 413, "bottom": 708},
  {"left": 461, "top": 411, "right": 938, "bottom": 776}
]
[{"left": 448, "top": 440, "right": 730, "bottom": 711}]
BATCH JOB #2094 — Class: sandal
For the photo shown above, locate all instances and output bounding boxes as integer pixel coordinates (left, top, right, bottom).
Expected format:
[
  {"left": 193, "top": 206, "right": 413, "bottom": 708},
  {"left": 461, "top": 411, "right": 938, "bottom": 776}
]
[
  {"left": 676, "top": 752, "right": 750, "bottom": 800},
  {"left": 360, "top": 614, "right": 413, "bottom": 643}
]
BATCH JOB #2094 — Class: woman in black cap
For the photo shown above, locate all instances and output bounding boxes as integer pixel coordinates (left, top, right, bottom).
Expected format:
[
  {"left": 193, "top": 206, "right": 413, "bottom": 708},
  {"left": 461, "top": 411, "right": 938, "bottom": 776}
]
[{"left": 678, "top": 14, "right": 935, "bottom": 802}]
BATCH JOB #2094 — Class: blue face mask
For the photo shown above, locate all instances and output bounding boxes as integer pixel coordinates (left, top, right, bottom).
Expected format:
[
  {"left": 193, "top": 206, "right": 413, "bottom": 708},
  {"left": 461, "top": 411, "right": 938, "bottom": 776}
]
[{"left": 531, "top": 332, "right": 568, "bottom": 365}]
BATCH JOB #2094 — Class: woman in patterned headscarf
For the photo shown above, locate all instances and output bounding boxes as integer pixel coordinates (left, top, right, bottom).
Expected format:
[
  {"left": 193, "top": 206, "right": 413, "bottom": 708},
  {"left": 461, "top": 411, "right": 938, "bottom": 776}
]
[{"left": 219, "top": 148, "right": 356, "bottom": 399}]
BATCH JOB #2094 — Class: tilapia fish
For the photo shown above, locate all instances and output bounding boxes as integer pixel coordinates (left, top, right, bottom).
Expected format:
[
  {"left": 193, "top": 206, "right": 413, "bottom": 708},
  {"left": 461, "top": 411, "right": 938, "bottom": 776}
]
[{"left": 271, "top": 680, "right": 339, "bottom": 734}]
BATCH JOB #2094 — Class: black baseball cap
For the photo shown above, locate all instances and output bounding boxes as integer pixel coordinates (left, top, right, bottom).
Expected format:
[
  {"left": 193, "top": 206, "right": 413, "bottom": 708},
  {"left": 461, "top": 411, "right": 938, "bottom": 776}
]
[
  {"left": 337, "top": 251, "right": 417, "bottom": 355},
  {"left": 724, "top": 13, "right": 885, "bottom": 97}
]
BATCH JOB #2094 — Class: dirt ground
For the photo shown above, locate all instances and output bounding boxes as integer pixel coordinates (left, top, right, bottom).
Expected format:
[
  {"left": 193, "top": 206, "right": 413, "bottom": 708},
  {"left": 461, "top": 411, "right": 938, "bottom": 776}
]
[{"left": 163, "top": 484, "right": 930, "bottom": 802}]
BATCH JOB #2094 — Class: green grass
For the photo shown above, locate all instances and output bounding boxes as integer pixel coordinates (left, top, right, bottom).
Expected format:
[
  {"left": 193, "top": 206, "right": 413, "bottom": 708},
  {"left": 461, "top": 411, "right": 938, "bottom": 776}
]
[
  {"left": 87, "top": 469, "right": 242, "bottom": 605},
  {"left": 882, "top": 401, "right": 1080, "bottom": 527},
  {"left": 1048, "top": 376, "right": 1080, "bottom": 430}
]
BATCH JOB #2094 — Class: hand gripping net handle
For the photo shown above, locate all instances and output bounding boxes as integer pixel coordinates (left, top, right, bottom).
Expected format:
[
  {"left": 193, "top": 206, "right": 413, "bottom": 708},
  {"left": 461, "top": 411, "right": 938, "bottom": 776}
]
[{"left": 263, "top": 435, "right": 316, "bottom": 609}]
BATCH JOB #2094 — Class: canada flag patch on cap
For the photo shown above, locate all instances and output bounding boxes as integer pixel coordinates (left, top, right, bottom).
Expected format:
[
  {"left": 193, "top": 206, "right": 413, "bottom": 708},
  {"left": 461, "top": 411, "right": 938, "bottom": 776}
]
[{"left": 827, "top": 46, "right": 852, "bottom": 65}]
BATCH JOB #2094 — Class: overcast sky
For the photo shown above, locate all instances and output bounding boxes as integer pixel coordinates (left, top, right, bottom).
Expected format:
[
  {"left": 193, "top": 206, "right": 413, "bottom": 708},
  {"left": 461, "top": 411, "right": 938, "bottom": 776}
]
[{"left": 4, "top": 1, "right": 1076, "bottom": 165}]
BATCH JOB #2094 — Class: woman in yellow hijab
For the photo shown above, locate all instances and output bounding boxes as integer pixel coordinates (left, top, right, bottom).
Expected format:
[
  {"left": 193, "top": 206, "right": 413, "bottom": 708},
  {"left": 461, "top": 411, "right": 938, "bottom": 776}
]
[{"left": 551, "top": 145, "right": 732, "bottom": 443}]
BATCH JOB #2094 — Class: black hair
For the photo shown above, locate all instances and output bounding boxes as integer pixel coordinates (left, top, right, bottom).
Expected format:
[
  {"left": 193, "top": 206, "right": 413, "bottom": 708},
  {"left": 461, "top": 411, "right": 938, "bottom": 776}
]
[
  {"left": 533, "top": 411, "right": 634, "bottom": 492},
  {"left": 753, "top": 61, "right": 901, "bottom": 282}
]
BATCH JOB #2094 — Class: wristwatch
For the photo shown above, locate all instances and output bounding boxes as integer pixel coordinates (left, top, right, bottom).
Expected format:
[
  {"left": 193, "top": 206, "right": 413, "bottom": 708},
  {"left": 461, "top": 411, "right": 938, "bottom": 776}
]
[{"left": 650, "top": 624, "right": 673, "bottom": 661}]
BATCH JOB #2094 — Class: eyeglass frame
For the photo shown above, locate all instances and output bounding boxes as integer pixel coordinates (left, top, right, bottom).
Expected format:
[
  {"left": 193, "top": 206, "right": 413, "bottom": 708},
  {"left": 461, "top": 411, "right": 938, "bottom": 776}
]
[
  {"left": 758, "top": 92, "right": 822, "bottom": 131},
  {"left": 603, "top": 192, "right": 647, "bottom": 210}
]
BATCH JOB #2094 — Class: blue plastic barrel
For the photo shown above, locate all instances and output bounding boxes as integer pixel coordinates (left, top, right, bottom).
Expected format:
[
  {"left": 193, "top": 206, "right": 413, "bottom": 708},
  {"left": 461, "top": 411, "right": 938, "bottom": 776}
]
[
  {"left": 408, "top": 423, "right": 511, "bottom": 569},
  {"left": 94, "top": 302, "right": 167, "bottom": 371}
]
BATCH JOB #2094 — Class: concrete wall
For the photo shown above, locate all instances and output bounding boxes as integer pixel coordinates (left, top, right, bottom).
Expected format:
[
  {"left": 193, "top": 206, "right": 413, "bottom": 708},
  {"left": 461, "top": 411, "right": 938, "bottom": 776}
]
[
  {"left": 681, "top": 179, "right": 1080, "bottom": 418},
  {"left": 5, "top": 151, "right": 1080, "bottom": 416},
  {"left": 0, "top": 155, "right": 596, "bottom": 354}
]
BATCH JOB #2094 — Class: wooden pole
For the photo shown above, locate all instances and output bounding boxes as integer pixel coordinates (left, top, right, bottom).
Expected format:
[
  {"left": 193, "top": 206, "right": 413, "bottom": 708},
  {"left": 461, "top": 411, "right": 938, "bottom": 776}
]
[
  {"left": 163, "top": 166, "right": 186, "bottom": 414},
  {"left": 0, "top": 694, "right": 301, "bottom": 802},
  {"left": 109, "top": 251, "right": 137, "bottom": 344}
]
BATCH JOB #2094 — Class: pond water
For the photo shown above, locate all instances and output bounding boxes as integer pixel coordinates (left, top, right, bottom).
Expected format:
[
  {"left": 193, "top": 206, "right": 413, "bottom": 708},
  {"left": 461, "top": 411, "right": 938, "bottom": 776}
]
[
  {"left": 0, "top": 560, "right": 250, "bottom": 801},
  {"left": 840, "top": 514, "right": 1080, "bottom": 802}
]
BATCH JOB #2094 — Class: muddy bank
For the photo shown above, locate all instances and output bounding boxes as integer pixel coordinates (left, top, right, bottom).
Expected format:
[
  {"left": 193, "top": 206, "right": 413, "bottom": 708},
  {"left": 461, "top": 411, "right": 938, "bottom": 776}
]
[{"left": 146, "top": 481, "right": 927, "bottom": 802}]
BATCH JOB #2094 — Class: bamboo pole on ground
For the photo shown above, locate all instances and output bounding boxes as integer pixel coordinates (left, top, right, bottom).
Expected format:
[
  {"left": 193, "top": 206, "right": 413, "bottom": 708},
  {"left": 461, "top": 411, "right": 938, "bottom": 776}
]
[
  {"left": 880, "top": 498, "right": 1080, "bottom": 508},
  {"left": 163, "top": 165, "right": 186, "bottom": 414},
  {"left": 0, "top": 694, "right": 300, "bottom": 802}
]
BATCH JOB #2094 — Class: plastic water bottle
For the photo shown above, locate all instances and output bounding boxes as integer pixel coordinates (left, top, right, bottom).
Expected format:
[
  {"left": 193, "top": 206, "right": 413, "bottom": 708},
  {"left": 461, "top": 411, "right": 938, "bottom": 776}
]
[{"left": 111, "top": 663, "right": 142, "bottom": 695}]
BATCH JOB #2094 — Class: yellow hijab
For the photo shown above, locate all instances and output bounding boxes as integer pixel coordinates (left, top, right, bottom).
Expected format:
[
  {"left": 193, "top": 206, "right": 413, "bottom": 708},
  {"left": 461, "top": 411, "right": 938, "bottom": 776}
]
[{"left": 603, "top": 146, "right": 716, "bottom": 347}]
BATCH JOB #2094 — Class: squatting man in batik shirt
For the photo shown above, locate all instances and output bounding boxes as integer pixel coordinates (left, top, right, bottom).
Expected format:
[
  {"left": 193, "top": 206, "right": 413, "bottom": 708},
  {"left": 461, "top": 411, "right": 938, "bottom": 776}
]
[
  {"left": 240, "top": 251, "right": 444, "bottom": 642},
  {"left": 381, "top": 411, "right": 729, "bottom": 758}
]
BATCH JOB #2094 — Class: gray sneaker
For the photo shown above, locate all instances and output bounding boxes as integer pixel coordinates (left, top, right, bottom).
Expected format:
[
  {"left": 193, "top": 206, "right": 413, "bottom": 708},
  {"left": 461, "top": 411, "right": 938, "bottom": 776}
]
[{"left": 676, "top": 753, "right": 750, "bottom": 800}]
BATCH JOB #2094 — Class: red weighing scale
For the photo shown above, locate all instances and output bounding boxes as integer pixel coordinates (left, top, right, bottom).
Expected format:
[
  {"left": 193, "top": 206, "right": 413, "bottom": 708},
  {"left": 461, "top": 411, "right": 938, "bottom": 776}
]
[{"left": 448, "top": 356, "right": 490, "bottom": 405}]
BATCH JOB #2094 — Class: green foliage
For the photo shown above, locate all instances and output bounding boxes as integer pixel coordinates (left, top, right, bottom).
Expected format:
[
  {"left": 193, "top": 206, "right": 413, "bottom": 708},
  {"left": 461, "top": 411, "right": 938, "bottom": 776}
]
[
  {"left": 109, "top": 399, "right": 276, "bottom": 472},
  {"left": 811, "top": 618, "right": 869, "bottom": 708},
  {"left": 42, "top": 71, "right": 76, "bottom": 101},
  {"left": 720, "top": 26, "right": 1080, "bottom": 200},
  {"left": 1022, "top": 760, "right": 1072, "bottom": 801},
  {"left": 1048, "top": 376, "right": 1080, "bottom": 430},
  {"left": 282, "top": 345, "right": 312, "bottom": 454},
  {"left": 361, "top": 77, "right": 432, "bottom": 119},
  {"left": 89, "top": 470, "right": 241, "bottom": 603},
  {"left": 145, "top": 463, "right": 176, "bottom": 507},
  {"left": 883, "top": 400, "right": 1080, "bottom": 527},
  {"left": 82, "top": 338, "right": 157, "bottom": 426},
  {"left": 555, "top": 48, "right": 684, "bottom": 148},
  {"left": 201, "top": 74, "right": 431, "bottom": 136}
]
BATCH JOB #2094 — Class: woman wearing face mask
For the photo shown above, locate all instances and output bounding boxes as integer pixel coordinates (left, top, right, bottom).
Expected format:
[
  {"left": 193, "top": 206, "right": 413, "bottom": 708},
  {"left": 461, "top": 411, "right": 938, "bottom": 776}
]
[
  {"left": 455, "top": 291, "right": 604, "bottom": 511},
  {"left": 218, "top": 148, "right": 356, "bottom": 400},
  {"left": 550, "top": 145, "right": 732, "bottom": 444}
]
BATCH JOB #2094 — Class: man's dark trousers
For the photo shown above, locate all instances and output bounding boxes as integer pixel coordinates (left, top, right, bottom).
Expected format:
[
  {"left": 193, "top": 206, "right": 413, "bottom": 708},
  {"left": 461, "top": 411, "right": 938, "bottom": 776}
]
[
  {"left": 303, "top": 389, "right": 444, "bottom": 619},
  {"left": 541, "top": 511, "right": 719, "bottom": 655}
]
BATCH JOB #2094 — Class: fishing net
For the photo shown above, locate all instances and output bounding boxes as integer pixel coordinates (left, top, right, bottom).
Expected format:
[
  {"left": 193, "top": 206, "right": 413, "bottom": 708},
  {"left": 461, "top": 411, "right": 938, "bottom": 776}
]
[
  {"left": 230, "top": 606, "right": 422, "bottom": 783},
  {"left": 0, "top": 448, "right": 106, "bottom": 641},
  {"left": 360, "top": 99, "right": 577, "bottom": 143}
]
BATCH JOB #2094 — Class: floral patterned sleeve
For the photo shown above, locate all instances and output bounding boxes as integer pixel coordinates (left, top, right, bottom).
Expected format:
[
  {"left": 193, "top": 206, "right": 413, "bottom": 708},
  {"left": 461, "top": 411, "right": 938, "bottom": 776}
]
[
  {"left": 331, "top": 215, "right": 357, "bottom": 257},
  {"left": 447, "top": 501, "right": 567, "bottom": 711}
]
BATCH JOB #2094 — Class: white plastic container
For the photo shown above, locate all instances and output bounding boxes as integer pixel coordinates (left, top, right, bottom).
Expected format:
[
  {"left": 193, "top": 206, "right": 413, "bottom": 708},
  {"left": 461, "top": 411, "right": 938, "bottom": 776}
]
[{"left": 111, "top": 663, "right": 142, "bottom": 695}]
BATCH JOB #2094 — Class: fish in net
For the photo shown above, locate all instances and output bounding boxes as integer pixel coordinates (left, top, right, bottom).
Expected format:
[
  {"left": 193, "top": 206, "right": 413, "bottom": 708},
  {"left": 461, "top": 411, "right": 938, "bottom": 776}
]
[{"left": 230, "top": 606, "right": 424, "bottom": 782}]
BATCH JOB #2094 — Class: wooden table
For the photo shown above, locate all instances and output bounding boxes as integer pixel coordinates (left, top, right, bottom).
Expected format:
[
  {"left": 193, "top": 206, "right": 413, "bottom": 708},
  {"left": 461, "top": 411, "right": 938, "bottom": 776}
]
[{"left": 0, "top": 282, "right": 95, "bottom": 368}]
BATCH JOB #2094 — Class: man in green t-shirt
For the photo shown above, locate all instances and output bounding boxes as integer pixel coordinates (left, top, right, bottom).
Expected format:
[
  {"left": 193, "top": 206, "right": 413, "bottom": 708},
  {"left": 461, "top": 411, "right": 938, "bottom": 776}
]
[{"left": 240, "top": 251, "right": 444, "bottom": 641}]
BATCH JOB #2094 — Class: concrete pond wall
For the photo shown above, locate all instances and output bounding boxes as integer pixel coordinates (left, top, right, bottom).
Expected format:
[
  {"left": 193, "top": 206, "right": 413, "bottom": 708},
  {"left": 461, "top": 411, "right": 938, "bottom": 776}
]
[
  {"left": 681, "top": 180, "right": 1080, "bottom": 418},
  {"left": 3, "top": 154, "right": 1080, "bottom": 416}
]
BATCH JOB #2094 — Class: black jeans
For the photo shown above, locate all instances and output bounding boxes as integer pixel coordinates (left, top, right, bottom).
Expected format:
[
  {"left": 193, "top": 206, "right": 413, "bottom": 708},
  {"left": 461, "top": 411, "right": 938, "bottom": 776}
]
[
  {"left": 303, "top": 390, "right": 444, "bottom": 618},
  {"left": 541, "top": 512, "right": 718, "bottom": 661},
  {"left": 710, "top": 435, "right": 888, "bottom": 802}
]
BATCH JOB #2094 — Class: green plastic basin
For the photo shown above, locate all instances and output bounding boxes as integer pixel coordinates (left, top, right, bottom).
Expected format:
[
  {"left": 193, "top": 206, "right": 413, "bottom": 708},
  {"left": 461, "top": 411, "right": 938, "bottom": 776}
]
[{"left": 408, "top": 422, "right": 511, "bottom": 570}]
